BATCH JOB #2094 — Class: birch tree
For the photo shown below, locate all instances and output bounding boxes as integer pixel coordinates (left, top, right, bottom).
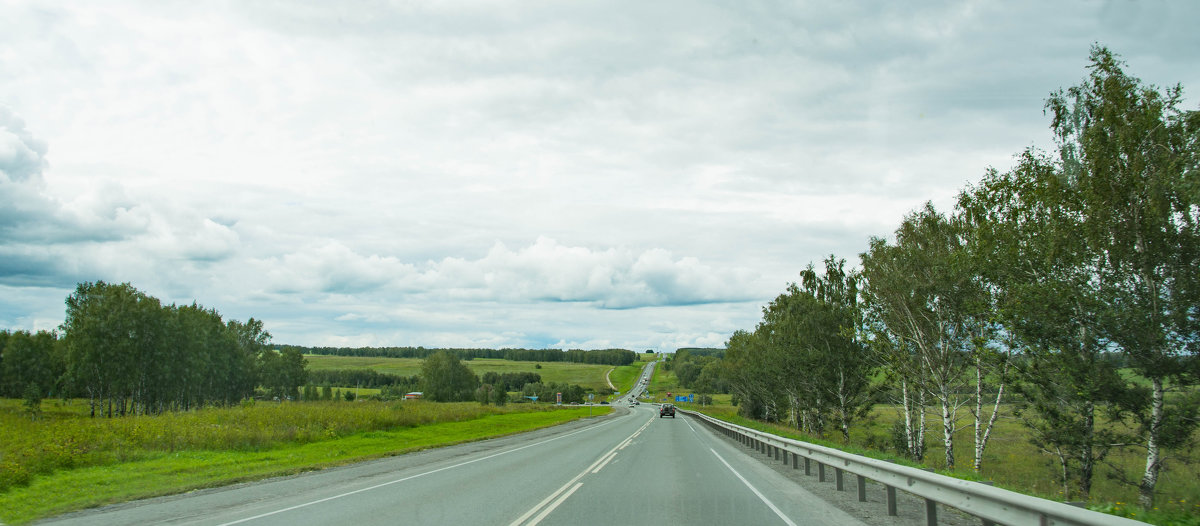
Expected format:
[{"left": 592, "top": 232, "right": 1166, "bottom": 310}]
[
  {"left": 962, "top": 149, "right": 1137, "bottom": 501},
  {"left": 1043, "top": 46, "right": 1200, "bottom": 507},
  {"left": 860, "top": 203, "right": 979, "bottom": 470}
]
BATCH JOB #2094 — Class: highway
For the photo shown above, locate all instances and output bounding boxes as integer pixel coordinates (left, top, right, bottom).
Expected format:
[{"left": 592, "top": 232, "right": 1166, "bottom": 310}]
[{"left": 43, "top": 362, "right": 866, "bottom": 526}]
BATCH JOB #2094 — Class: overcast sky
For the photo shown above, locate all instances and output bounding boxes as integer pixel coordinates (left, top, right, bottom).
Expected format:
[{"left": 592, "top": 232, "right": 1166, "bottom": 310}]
[{"left": 2, "top": 1, "right": 1198, "bottom": 351}]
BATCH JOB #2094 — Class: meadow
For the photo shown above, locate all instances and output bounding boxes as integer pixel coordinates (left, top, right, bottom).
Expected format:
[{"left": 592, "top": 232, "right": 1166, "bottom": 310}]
[
  {"left": 304, "top": 355, "right": 618, "bottom": 391},
  {"left": 0, "top": 399, "right": 609, "bottom": 524},
  {"left": 650, "top": 365, "right": 1200, "bottom": 525}
]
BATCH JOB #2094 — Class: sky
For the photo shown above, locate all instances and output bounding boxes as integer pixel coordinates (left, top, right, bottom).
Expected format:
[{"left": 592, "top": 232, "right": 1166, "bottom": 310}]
[{"left": 2, "top": 1, "right": 1198, "bottom": 351}]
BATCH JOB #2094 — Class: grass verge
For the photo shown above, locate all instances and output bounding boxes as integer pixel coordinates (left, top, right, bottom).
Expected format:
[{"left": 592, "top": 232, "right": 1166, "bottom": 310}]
[
  {"left": 607, "top": 363, "right": 644, "bottom": 396},
  {"left": 0, "top": 402, "right": 609, "bottom": 524}
]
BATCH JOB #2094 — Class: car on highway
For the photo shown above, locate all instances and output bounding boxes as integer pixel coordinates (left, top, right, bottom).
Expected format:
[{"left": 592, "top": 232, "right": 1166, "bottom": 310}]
[{"left": 659, "top": 404, "right": 675, "bottom": 418}]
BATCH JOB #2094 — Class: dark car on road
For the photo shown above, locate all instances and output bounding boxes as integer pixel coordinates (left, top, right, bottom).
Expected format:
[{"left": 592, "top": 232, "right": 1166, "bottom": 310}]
[{"left": 659, "top": 403, "right": 675, "bottom": 418}]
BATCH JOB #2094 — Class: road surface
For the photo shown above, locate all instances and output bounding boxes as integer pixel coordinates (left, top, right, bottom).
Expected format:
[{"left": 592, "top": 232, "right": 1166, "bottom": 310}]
[{"left": 42, "top": 361, "right": 866, "bottom": 526}]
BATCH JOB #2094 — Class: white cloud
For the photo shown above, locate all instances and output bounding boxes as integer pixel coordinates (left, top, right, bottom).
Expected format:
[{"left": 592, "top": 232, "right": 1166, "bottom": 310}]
[
  {"left": 1, "top": 1, "right": 1197, "bottom": 350},
  {"left": 249, "top": 236, "right": 763, "bottom": 309}
]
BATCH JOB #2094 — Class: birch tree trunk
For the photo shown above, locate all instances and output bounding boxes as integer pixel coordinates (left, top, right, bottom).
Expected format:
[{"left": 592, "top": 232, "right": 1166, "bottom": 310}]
[
  {"left": 1138, "top": 377, "right": 1164, "bottom": 508},
  {"left": 972, "top": 355, "right": 1005, "bottom": 471},
  {"left": 941, "top": 385, "right": 955, "bottom": 470}
]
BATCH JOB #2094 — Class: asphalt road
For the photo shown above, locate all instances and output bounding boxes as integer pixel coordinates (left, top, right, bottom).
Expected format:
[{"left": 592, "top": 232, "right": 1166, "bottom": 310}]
[{"left": 42, "top": 362, "right": 865, "bottom": 526}]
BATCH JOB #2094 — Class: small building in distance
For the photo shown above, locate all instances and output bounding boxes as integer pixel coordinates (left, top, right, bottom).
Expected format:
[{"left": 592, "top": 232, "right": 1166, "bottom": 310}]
[{"left": 404, "top": 392, "right": 423, "bottom": 400}]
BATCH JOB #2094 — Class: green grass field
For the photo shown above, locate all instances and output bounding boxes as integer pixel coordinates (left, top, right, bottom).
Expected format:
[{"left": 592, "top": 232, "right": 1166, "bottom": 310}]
[
  {"left": 607, "top": 363, "right": 644, "bottom": 395},
  {"left": 646, "top": 361, "right": 681, "bottom": 400},
  {"left": 0, "top": 399, "right": 610, "bottom": 524},
  {"left": 305, "top": 355, "right": 616, "bottom": 391}
]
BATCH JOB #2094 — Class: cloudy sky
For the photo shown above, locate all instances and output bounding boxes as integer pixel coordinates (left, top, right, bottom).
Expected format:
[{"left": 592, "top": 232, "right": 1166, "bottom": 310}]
[{"left": 2, "top": 1, "right": 1197, "bottom": 351}]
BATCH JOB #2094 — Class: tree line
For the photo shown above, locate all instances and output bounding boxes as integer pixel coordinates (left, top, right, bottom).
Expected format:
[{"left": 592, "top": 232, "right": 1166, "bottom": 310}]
[
  {"left": 284, "top": 345, "right": 638, "bottom": 366},
  {"left": 663, "top": 349, "right": 730, "bottom": 396},
  {"left": 720, "top": 47, "right": 1198, "bottom": 508},
  {"left": 417, "top": 350, "right": 596, "bottom": 405},
  {"left": 306, "top": 369, "right": 419, "bottom": 389},
  {"left": 303, "top": 370, "right": 546, "bottom": 399},
  {"left": 0, "top": 281, "right": 307, "bottom": 417}
]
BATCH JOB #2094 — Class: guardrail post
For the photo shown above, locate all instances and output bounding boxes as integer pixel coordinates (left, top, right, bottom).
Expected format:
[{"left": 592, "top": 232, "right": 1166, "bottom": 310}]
[
  {"left": 856, "top": 474, "right": 867, "bottom": 502},
  {"left": 818, "top": 462, "right": 826, "bottom": 482},
  {"left": 804, "top": 457, "right": 812, "bottom": 476},
  {"left": 774, "top": 446, "right": 781, "bottom": 461},
  {"left": 925, "top": 498, "right": 938, "bottom": 526},
  {"left": 885, "top": 485, "right": 898, "bottom": 516},
  {"left": 835, "top": 467, "right": 844, "bottom": 491},
  {"left": 791, "top": 452, "right": 799, "bottom": 469}
]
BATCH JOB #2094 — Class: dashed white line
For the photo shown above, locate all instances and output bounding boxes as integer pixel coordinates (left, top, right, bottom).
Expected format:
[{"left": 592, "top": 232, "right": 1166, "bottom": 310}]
[
  {"left": 510, "top": 415, "right": 654, "bottom": 526},
  {"left": 216, "top": 418, "right": 617, "bottom": 526}
]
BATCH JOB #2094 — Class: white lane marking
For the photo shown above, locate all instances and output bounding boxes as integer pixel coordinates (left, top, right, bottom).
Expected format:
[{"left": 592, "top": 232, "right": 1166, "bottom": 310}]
[
  {"left": 526, "top": 482, "right": 583, "bottom": 526},
  {"left": 511, "top": 415, "right": 653, "bottom": 526},
  {"left": 216, "top": 417, "right": 617, "bottom": 526},
  {"left": 709, "top": 448, "right": 798, "bottom": 526},
  {"left": 590, "top": 451, "right": 618, "bottom": 474}
]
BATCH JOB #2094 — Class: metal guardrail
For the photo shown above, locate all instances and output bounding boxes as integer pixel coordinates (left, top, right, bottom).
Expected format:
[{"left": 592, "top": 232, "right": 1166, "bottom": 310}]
[{"left": 678, "top": 408, "right": 1146, "bottom": 526}]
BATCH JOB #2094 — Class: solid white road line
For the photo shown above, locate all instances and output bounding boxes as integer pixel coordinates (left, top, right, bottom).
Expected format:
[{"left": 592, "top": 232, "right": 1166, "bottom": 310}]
[
  {"left": 216, "top": 417, "right": 618, "bottom": 526},
  {"left": 709, "top": 448, "right": 798, "bottom": 526},
  {"left": 526, "top": 483, "right": 583, "bottom": 526}
]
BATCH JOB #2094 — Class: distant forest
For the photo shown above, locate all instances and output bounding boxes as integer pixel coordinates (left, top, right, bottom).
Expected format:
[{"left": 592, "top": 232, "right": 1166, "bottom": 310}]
[
  {"left": 674, "top": 348, "right": 725, "bottom": 358},
  {"left": 280, "top": 345, "right": 639, "bottom": 366}
]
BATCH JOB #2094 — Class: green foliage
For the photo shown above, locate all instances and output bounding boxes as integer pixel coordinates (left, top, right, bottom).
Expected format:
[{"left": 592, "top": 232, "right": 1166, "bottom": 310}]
[
  {"left": 420, "top": 351, "right": 480, "bottom": 402},
  {"left": 518, "top": 381, "right": 588, "bottom": 404},
  {"left": 0, "top": 329, "right": 62, "bottom": 399},
  {"left": 1044, "top": 46, "right": 1200, "bottom": 508},
  {"left": 308, "top": 368, "right": 419, "bottom": 390},
  {"left": 58, "top": 282, "right": 274, "bottom": 415},
  {"left": 958, "top": 46, "right": 1200, "bottom": 504},
  {"left": 21, "top": 384, "right": 41, "bottom": 420},
  {"left": 720, "top": 257, "right": 874, "bottom": 443},
  {"left": 1090, "top": 501, "right": 1200, "bottom": 526},
  {"left": 475, "top": 384, "right": 492, "bottom": 405},
  {"left": 305, "top": 355, "right": 616, "bottom": 391},
  {"left": 480, "top": 371, "right": 541, "bottom": 391},
  {"left": 260, "top": 347, "right": 307, "bottom": 400},
  {"left": 715, "top": 45, "right": 1198, "bottom": 507}
]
